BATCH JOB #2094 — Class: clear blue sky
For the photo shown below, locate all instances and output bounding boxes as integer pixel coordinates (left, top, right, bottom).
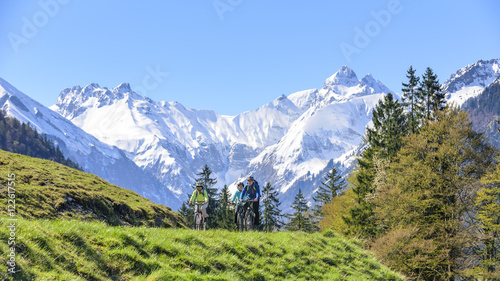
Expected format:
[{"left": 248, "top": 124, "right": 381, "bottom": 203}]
[{"left": 1, "top": 0, "right": 499, "bottom": 116}]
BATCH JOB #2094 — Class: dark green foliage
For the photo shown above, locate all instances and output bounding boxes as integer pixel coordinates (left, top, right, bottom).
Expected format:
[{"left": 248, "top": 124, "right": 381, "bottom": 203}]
[
  {"left": 262, "top": 182, "right": 284, "bottom": 232},
  {"left": 195, "top": 164, "right": 219, "bottom": 229},
  {"left": 287, "top": 189, "right": 315, "bottom": 232},
  {"left": 312, "top": 166, "right": 346, "bottom": 221},
  {"left": 366, "top": 93, "right": 407, "bottom": 159},
  {"left": 346, "top": 93, "right": 407, "bottom": 238},
  {"left": 420, "top": 67, "right": 444, "bottom": 120},
  {"left": 0, "top": 110, "right": 80, "bottom": 169},
  {"left": 401, "top": 66, "right": 423, "bottom": 134},
  {"left": 216, "top": 185, "right": 234, "bottom": 230}
]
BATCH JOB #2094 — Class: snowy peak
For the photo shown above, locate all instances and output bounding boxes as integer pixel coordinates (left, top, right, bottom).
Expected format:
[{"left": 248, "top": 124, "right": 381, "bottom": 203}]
[
  {"left": 52, "top": 82, "right": 147, "bottom": 119},
  {"left": 324, "top": 66, "right": 359, "bottom": 87},
  {"left": 443, "top": 58, "right": 500, "bottom": 107},
  {"left": 360, "top": 74, "right": 392, "bottom": 94}
]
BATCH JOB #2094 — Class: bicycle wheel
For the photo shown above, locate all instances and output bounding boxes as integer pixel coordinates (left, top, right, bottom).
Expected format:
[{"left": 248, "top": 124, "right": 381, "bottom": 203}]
[
  {"left": 194, "top": 213, "right": 202, "bottom": 230},
  {"left": 245, "top": 211, "right": 254, "bottom": 231},
  {"left": 237, "top": 211, "right": 244, "bottom": 232}
]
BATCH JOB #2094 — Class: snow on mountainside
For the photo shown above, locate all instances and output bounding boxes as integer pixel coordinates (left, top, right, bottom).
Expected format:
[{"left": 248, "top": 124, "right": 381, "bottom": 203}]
[
  {"left": 51, "top": 82, "right": 304, "bottom": 199},
  {"left": 50, "top": 66, "right": 392, "bottom": 212},
  {"left": 0, "top": 78, "right": 181, "bottom": 210},
  {"left": 443, "top": 58, "right": 500, "bottom": 107},
  {"left": 240, "top": 67, "right": 391, "bottom": 210}
]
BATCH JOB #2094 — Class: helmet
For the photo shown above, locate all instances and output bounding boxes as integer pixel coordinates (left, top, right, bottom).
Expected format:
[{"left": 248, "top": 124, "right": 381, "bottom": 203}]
[
  {"left": 195, "top": 182, "right": 204, "bottom": 188},
  {"left": 247, "top": 176, "right": 255, "bottom": 181},
  {"left": 237, "top": 182, "right": 244, "bottom": 186}
]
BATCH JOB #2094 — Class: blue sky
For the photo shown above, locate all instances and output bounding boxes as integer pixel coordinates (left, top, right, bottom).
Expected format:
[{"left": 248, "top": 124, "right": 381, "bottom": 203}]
[{"left": 1, "top": 0, "right": 499, "bottom": 116}]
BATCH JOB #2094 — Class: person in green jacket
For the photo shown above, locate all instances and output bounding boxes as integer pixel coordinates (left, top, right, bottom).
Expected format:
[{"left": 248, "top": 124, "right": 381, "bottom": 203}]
[
  {"left": 231, "top": 182, "right": 246, "bottom": 228},
  {"left": 189, "top": 182, "right": 209, "bottom": 221}
]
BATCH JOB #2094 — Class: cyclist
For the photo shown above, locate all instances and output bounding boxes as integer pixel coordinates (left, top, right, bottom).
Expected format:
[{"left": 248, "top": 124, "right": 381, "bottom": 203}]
[
  {"left": 189, "top": 182, "right": 209, "bottom": 222},
  {"left": 231, "top": 182, "right": 247, "bottom": 229},
  {"left": 240, "top": 176, "right": 261, "bottom": 229}
]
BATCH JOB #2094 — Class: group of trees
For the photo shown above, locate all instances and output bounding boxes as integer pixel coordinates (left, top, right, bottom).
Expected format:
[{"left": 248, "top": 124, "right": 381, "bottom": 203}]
[
  {"left": 0, "top": 110, "right": 80, "bottom": 169},
  {"left": 318, "top": 66, "right": 500, "bottom": 280}
]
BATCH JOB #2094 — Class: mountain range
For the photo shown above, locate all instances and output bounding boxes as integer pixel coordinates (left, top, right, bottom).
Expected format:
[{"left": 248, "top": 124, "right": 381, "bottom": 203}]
[{"left": 1, "top": 58, "right": 499, "bottom": 211}]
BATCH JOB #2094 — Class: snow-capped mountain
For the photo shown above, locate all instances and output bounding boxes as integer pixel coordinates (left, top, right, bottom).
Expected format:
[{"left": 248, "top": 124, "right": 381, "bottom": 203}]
[
  {"left": 443, "top": 58, "right": 500, "bottom": 107},
  {"left": 51, "top": 66, "right": 391, "bottom": 211},
  {"left": 0, "top": 78, "right": 182, "bottom": 210},
  {"left": 240, "top": 67, "right": 390, "bottom": 210}
]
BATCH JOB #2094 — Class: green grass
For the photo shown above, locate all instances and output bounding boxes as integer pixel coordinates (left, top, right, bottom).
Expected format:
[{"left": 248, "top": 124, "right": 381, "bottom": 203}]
[
  {"left": 0, "top": 149, "right": 185, "bottom": 228},
  {"left": 0, "top": 218, "right": 404, "bottom": 280}
]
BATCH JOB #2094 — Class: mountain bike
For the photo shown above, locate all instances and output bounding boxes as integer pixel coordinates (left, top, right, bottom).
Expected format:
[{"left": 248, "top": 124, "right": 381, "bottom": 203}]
[
  {"left": 193, "top": 202, "right": 206, "bottom": 231},
  {"left": 231, "top": 202, "right": 246, "bottom": 232},
  {"left": 241, "top": 199, "right": 256, "bottom": 231}
]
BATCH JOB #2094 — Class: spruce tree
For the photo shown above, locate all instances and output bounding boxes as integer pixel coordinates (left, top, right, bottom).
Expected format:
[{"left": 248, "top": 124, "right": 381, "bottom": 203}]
[
  {"left": 312, "top": 166, "right": 346, "bottom": 220},
  {"left": 195, "top": 164, "right": 219, "bottom": 229},
  {"left": 401, "top": 66, "right": 423, "bottom": 134},
  {"left": 216, "top": 185, "right": 234, "bottom": 230},
  {"left": 420, "top": 67, "right": 444, "bottom": 120},
  {"left": 287, "top": 189, "right": 315, "bottom": 232},
  {"left": 346, "top": 93, "right": 407, "bottom": 238},
  {"left": 262, "top": 182, "right": 284, "bottom": 232}
]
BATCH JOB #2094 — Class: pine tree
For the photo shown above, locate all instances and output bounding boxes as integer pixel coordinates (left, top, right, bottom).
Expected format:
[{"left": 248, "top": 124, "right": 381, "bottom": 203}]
[
  {"left": 401, "top": 66, "right": 423, "bottom": 134},
  {"left": 287, "top": 189, "right": 315, "bottom": 232},
  {"left": 195, "top": 164, "right": 219, "bottom": 229},
  {"left": 312, "top": 166, "right": 346, "bottom": 220},
  {"left": 216, "top": 185, "right": 234, "bottom": 230},
  {"left": 345, "top": 93, "right": 407, "bottom": 238},
  {"left": 420, "top": 67, "right": 444, "bottom": 120},
  {"left": 178, "top": 201, "right": 193, "bottom": 228},
  {"left": 262, "top": 182, "right": 283, "bottom": 232}
]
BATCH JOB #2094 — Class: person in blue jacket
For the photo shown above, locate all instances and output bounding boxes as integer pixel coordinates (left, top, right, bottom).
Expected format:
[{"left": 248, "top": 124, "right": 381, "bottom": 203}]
[
  {"left": 240, "top": 176, "right": 261, "bottom": 228},
  {"left": 231, "top": 182, "right": 246, "bottom": 229}
]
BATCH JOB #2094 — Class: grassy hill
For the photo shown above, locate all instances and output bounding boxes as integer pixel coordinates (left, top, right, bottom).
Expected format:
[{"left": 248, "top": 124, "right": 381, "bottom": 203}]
[
  {"left": 0, "top": 149, "right": 185, "bottom": 228},
  {"left": 0, "top": 149, "right": 404, "bottom": 280},
  {"left": 0, "top": 218, "right": 404, "bottom": 280}
]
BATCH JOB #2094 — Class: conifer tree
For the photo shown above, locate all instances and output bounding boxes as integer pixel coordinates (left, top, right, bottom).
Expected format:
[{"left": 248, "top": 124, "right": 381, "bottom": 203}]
[
  {"left": 401, "top": 66, "right": 423, "bottom": 134},
  {"left": 287, "top": 189, "right": 315, "bottom": 232},
  {"left": 420, "top": 67, "right": 444, "bottom": 120},
  {"left": 195, "top": 164, "right": 219, "bottom": 228},
  {"left": 262, "top": 182, "right": 283, "bottom": 232},
  {"left": 346, "top": 93, "right": 407, "bottom": 238},
  {"left": 312, "top": 166, "right": 346, "bottom": 220},
  {"left": 216, "top": 185, "right": 234, "bottom": 230}
]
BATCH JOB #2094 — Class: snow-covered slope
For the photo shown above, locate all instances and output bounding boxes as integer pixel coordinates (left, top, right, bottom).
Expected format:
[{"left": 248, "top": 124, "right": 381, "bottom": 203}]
[
  {"left": 443, "top": 58, "right": 500, "bottom": 107},
  {"left": 0, "top": 78, "right": 181, "bottom": 210},
  {"left": 50, "top": 66, "right": 391, "bottom": 212},
  {"left": 240, "top": 67, "right": 390, "bottom": 210},
  {"left": 51, "top": 82, "right": 306, "bottom": 198}
]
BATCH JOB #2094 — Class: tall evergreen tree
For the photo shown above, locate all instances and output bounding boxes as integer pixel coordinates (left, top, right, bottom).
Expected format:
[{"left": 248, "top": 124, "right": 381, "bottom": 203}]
[
  {"left": 345, "top": 93, "right": 407, "bottom": 238},
  {"left": 216, "top": 185, "right": 233, "bottom": 230},
  {"left": 195, "top": 164, "right": 219, "bottom": 229},
  {"left": 401, "top": 66, "right": 423, "bottom": 134},
  {"left": 262, "top": 182, "right": 283, "bottom": 232},
  {"left": 178, "top": 200, "right": 193, "bottom": 228},
  {"left": 312, "top": 166, "right": 346, "bottom": 220},
  {"left": 420, "top": 67, "right": 444, "bottom": 120},
  {"left": 287, "top": 189, "right": 315, "bottom": 232}
]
